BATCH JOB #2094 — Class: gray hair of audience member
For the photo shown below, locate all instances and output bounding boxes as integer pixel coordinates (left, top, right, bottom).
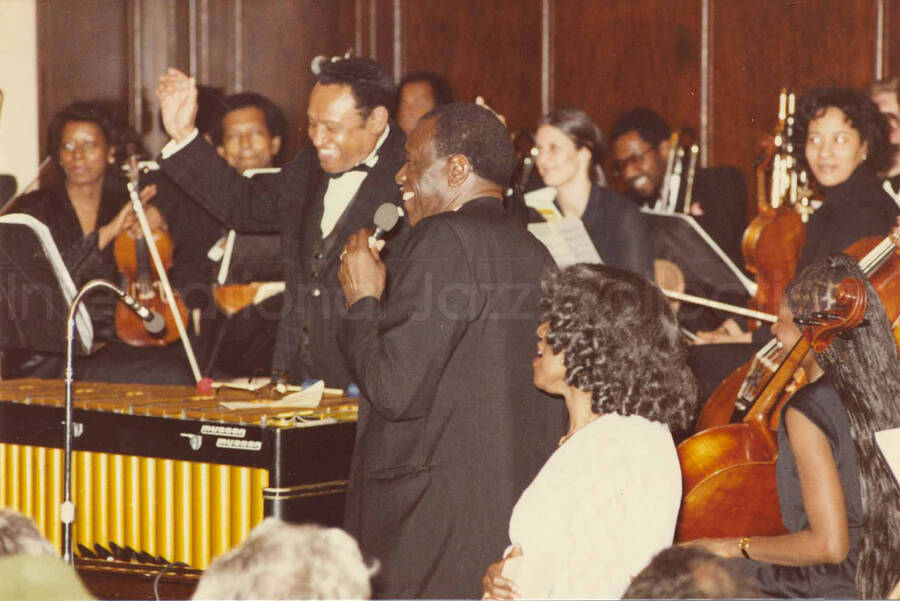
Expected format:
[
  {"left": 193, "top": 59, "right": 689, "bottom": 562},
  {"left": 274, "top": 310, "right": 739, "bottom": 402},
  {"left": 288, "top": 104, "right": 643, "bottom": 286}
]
[
  {"left": 622, "top": 545, "right": 760, "bottom": 599},
  {"left": 192, "top": 519, "right": 375, "bottom": 600},
  {"left": 0, "top": 509, "right": 57, "bottom": 558}
]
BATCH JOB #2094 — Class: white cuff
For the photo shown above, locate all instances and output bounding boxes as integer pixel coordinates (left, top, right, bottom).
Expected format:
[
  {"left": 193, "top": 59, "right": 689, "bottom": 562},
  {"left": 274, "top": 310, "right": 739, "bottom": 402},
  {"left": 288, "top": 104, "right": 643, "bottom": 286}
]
[{"left": 160, "top": 128, "right": 199, "bottom": 158}]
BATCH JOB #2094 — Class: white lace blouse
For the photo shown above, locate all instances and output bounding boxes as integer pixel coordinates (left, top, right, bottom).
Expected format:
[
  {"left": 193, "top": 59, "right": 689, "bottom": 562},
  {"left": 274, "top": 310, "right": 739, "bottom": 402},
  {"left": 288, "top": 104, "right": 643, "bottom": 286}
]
[{"left": 501, "top": 412, "right": 682, "bottom": 599}]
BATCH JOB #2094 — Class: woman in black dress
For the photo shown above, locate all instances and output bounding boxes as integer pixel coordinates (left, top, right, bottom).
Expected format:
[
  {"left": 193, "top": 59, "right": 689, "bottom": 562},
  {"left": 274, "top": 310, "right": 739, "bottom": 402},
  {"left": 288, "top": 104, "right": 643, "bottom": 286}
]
[
  {"left": 4, "top": 102, "right": 192, "bottom": 384},
  {"left": 688, "top": 254, "right": 900, "bottom": 598}
]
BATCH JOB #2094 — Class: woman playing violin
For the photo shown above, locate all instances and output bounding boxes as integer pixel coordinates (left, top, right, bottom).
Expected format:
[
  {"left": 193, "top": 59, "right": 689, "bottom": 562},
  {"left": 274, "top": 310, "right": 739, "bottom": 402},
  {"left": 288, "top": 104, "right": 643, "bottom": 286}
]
[
  {"left": 482, "top": 264, "right": 697, "bottom": 599},
  {"left": 528, "top": 108, "right": 655, "bottom": 280},
  {"left": 688, "top": 254, "right": 900, "bottom": 598},
  {"left": 4, "top": 102, "right": 192, "bottom": 384}
]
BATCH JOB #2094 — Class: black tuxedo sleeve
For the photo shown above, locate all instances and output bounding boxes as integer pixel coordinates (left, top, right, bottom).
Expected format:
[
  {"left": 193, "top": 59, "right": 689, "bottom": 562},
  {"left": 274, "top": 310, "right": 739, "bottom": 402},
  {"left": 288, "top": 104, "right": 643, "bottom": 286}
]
[
  {"left": 338, "top": 219, "right": 479, "bottom": 421},
  {"left": 158, "top": 135, "right": 303, "bottom": 234}
]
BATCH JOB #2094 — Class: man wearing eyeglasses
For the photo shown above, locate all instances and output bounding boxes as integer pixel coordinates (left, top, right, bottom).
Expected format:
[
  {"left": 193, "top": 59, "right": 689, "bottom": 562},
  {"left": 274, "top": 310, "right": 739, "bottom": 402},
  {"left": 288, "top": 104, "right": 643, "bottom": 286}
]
[
  {"left": 609, "top": 108, "right": 747, "bottom": 269},
  {"left": 868, "top": 78, "right": 900, "bottom": 208}
]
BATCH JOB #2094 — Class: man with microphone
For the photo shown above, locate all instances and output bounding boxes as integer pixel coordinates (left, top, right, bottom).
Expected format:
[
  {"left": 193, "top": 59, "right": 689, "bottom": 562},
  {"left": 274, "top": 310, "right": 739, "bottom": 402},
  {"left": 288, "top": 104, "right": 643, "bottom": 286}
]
[
  {"left": 337, "top": 103, "right": 564, "bottom": 598},
  {"left": 155, "top": 58, "right": 405, "bottom": 388}
]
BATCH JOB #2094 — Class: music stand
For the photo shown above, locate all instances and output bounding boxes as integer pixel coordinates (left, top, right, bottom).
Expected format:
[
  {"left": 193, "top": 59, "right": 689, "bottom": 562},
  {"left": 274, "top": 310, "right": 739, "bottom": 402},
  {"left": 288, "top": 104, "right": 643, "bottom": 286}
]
[
  {"left": 0, "top": 214, "right": 93, "bottom": 354},
  {"left": 642, "top": 209, "right": 756, "bottom": 302}
]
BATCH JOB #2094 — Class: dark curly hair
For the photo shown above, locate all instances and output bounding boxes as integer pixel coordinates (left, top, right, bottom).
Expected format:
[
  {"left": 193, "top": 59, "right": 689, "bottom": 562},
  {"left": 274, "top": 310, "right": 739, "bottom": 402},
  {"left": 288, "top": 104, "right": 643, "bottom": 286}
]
[
  {"left": 786, "top": 254, "right": 900, "bottom": 598},
  {"left": 47, "top": 101, "right": 126, "bottom": 163},
  {"left": 317, "top": 57, "right": 397, "bottom": 118},
  {"left": 208, "top": 92, "right": 287, "bottom": 161},
  {"left": 791, "top": 87, "right": 893, "bottom": 177},
  {"left": 425, "top": 102, "right": 516, "bottom": 188},
  {"left": 540, "top": 263, "right": 698, "bottom": 440},
  {"left": 539, "top": 107, "right": 606, "bottom": 184},
  {"left": 610, "top": 107, "right": 671, "bottom": 147}
]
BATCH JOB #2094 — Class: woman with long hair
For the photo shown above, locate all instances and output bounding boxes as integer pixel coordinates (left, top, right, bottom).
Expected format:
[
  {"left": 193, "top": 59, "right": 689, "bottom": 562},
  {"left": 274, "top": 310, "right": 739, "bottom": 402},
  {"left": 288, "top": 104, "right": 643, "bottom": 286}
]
[
  {"left": 688, "top": 253, "right": 900, "bottom": 598},
  {"left": 527, "top": 108, "right": 655, "bottom": 280},
  {"left": 482, "top": 263, "right": 697, "bottom": 599}
]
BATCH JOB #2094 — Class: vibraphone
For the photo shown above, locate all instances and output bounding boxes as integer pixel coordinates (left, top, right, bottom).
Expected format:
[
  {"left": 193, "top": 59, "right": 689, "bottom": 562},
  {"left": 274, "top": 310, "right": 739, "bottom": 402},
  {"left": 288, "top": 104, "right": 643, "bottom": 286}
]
[{"left": 0, "top": 379, "right": 357, "bottom": 570}]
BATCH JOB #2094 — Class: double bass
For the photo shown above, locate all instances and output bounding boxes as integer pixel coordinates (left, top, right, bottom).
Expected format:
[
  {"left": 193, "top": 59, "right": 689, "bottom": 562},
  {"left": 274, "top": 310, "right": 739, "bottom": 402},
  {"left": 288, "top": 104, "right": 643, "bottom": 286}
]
[{"left": 676, "top": 277, "right": 868, "bottom": 541}]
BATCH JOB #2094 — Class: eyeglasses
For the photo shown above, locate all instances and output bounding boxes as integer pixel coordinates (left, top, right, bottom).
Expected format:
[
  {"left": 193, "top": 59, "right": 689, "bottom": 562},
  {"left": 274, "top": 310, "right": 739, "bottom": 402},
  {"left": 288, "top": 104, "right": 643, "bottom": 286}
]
[
  {"left": 612, "top": 146, "right": 655, "bottom": 174},
  {"left": 60, "top": 140, "right": 102, "bottom": 153}
]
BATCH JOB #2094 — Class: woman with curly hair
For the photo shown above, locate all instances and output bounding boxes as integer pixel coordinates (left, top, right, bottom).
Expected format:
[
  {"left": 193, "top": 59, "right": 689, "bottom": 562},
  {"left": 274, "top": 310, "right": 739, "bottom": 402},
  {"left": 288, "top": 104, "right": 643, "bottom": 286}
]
[
  {"left": 482, "top": 263, "right": 698, "bottom": 599},
  {"left": 688, "top": 254, "right": 900, "bottom": 598},
  {"left": 792, "top": 87, "right": 898, "bottom": 268},
  {"left": 3, "top": 101, "right": 192, "bottom": 384}
]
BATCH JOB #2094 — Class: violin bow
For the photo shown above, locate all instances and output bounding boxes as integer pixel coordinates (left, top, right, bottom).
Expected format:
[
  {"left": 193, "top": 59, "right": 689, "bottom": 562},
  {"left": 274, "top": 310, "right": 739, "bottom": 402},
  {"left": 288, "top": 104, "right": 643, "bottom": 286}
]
[{"left": 124, "top": 153, "right": 203, "bottom": 383}]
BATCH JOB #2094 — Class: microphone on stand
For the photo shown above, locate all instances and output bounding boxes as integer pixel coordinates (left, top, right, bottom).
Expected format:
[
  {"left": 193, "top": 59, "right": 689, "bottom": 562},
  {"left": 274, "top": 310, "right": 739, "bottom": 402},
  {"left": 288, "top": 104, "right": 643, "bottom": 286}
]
[
  {"left": 114, "top": 287, "right": 166, "bottom": 336},
  {"left": 61, "top": 278, "right": 164, "bottom": 563}
]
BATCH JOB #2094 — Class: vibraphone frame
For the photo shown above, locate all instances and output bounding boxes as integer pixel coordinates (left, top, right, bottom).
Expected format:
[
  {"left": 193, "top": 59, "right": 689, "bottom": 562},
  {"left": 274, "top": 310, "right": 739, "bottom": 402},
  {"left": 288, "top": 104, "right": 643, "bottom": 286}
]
[{"left": 0, "top": 379, "right": 356, "bottom": 570}]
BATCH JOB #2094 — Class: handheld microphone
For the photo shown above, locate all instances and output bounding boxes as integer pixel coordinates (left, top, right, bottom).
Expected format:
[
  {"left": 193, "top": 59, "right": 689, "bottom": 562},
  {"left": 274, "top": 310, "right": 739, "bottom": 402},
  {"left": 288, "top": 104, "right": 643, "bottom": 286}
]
[
  {"left": 368, "top": 203, "right": 404, "bottom": 248},
  {"left": 115, "top": 288, "right": 167, "bottom": 336},
  {"left": 372, "top": 203, "right": 404, "bottom": 240}
]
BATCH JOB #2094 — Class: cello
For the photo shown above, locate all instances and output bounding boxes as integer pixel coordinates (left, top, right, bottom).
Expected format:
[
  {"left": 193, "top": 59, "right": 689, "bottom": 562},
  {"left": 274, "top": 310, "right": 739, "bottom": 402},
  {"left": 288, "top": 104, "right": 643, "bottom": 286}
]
[
  {"left": 676, "top": 276, "right": 868, "bottom": 542},
  {"left": 112, "top": 154, "right": 189, "bottom": 347}
]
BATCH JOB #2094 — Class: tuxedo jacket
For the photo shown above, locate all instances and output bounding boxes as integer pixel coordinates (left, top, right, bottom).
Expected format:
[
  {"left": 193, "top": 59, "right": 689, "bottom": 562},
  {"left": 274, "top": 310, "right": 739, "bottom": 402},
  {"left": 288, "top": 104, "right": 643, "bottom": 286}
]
[
  {"left": 338, "top": 198, "right": 566, "bottom": 598},
  {"left": 159, "top": 126, "right": 406, "bottom": 387}
]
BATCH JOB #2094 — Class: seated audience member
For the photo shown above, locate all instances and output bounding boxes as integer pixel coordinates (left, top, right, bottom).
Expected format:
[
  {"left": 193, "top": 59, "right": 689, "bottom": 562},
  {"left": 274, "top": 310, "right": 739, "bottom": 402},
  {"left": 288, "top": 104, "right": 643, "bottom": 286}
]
[
  {"left": 0, "top": 509, "right": 94, "bottom": 600},
  {"left": 482, "top": 263, "right": 698, "bottom": 599},
  {"left": 0, "top": 508, "right": 56, "bottom": 557},
  {"left": 609, "top": 107, "right": 747, "bottom": 269},
  {"left": 622, "top": 546, "right": 761, "bottom": 599},
  {"left": 1, "top": 101, "right": 193, "bottom": 384},
  {"left": 528, "top": 108, "right": 654, "bottom": 280},
  {"left": 395, "top": 70, "right": 453, "bottom": 135},
  {"left": 687, "top": 254, "right": 900, "bottom": 598},
  {"left": 192, "top": 518, "right": 374, "bottom": 600}
]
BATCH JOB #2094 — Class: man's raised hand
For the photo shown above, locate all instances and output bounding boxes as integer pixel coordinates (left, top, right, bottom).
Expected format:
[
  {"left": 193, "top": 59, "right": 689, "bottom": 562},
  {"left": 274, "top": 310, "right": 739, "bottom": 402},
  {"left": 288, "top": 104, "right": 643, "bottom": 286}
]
[{"left": 156, "top": 68, "right": 198, "bottom": 144}]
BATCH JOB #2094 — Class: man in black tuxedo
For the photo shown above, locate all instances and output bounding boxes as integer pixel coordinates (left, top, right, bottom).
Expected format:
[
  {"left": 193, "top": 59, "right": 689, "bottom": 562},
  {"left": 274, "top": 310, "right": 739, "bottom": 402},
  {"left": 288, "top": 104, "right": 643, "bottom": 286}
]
[
  {"left": 155, "top": 58, "right": 405, "bottom": 387},
  {"left": 337, "top": 103, "right": 564, "bottom": 598}
]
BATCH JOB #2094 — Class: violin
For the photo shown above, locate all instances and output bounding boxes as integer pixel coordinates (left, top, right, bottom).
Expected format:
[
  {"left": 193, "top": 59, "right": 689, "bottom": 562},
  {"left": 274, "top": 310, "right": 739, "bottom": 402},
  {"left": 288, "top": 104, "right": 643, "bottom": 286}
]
[
  {"left": 113, "top": 155, "right": 189, "bottom": 347},
  {"left": 676, "top": 277, "right": 868, "bottom": 542}
]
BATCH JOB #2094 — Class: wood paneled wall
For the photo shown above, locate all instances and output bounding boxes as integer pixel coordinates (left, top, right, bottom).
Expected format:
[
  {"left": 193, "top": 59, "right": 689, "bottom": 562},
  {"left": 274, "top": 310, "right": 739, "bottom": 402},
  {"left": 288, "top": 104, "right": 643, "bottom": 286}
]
[{"left": 37, "top": 0, "right": 900, "bottom": 201}]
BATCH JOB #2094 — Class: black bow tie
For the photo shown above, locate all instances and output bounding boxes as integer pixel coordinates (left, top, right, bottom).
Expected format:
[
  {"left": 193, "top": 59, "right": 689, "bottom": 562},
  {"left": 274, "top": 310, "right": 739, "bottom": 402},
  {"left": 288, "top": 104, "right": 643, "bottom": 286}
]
[{"left": 327, "top": 164, "right": 373, "bottom": 179}]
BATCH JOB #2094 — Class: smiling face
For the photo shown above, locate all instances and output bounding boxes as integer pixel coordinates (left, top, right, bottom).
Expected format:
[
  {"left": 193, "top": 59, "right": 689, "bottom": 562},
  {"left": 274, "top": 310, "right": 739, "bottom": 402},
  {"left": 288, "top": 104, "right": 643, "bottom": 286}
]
[
  {"left": 216, "top": 106, "right": 281, "bottom": 172},
  {"left": 532, "top": 321, "right": 568, "bottom": 395},
  {"left": 611, "top": 130, "right": 667, "bottom": 199},
  {"left": 395, "top": 117, "right": 451, "bottom": 226},
  {"left": 58, "top": 121, "right": 113, "bottom": 187},
  {"left": 307, "top": 83, "right": 383, "bottom": 174},
  {"left": 534, "top": 124, "right": 590, "bottom": 189},
  {"left": 805, "top": 106, "right": 868, "bottom": 188}
]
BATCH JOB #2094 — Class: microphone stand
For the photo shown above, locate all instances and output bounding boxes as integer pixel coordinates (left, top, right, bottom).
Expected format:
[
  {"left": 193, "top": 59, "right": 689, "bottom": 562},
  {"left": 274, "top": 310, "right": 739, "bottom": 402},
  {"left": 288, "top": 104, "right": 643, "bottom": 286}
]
[{"left": 61, "top": 278, "right": 127, "bottom": 564}]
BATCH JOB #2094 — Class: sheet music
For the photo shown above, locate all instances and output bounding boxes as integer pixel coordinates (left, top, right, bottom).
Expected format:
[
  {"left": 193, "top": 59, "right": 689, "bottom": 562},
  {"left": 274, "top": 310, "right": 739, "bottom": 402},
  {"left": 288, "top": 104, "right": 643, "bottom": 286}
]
[
  {"left": 641, "top": 208, "right": 758, "bottom": 296},
  {"left": 528, "top": 217, "right": 602, "bottom": 268},
  {"left": 0, "top": 214, "right": 94, "bottom": 352}
]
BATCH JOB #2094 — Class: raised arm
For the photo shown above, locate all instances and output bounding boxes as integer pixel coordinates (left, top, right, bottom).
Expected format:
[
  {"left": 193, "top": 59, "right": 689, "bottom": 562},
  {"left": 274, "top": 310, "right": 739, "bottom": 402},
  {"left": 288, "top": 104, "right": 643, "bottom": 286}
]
[{"left": 154, "top": 68, "right": 298, "bottom": 233}]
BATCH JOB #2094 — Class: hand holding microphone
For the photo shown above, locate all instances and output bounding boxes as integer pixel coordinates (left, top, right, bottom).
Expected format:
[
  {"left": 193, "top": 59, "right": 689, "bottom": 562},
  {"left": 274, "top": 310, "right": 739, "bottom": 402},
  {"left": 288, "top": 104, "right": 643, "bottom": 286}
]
[{"left": 338, "top": 203, "right": 403, "bottom": 306}]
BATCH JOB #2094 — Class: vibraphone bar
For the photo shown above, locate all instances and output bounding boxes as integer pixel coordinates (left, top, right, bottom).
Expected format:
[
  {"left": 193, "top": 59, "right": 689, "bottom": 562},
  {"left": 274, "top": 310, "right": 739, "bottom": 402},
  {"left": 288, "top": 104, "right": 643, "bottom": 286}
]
[{"left": 0, "top": 379, "right": 357, "bottom": 569}]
